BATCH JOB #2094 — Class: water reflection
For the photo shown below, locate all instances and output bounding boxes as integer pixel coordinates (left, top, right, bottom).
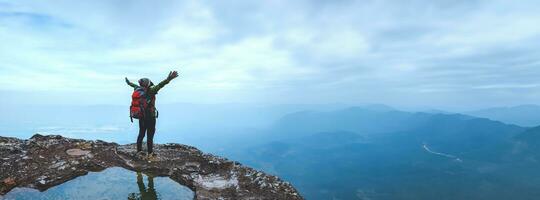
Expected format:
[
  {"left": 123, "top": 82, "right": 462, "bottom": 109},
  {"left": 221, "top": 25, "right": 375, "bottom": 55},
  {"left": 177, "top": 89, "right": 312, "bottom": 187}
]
[
  {"left": 1, "top": 167, "right": 193, "bottom": 200},
  {"left": 128, "top": 172, "right": 158, "bottom": 200}
]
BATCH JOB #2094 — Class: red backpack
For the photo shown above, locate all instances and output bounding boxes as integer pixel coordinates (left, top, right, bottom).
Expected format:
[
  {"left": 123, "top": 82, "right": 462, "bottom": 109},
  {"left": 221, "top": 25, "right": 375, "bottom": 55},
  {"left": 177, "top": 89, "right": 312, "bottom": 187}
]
[{"left": 130, "top": 88, "right": 157, "bottom": 122}]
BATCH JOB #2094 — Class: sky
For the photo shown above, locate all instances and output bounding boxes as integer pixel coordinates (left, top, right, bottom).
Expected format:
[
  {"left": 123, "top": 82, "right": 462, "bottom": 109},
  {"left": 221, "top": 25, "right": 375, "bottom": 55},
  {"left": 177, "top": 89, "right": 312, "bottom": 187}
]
[{"left": 1, "top": 0, "right": 540, "bottom": 110}]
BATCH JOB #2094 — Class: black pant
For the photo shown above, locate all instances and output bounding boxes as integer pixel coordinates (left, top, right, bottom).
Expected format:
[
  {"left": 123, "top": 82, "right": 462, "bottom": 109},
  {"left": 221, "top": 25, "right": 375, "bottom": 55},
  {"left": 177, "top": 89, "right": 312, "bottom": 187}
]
[{"left": 137, "top": 117, "right": 156, "bottom": 153}]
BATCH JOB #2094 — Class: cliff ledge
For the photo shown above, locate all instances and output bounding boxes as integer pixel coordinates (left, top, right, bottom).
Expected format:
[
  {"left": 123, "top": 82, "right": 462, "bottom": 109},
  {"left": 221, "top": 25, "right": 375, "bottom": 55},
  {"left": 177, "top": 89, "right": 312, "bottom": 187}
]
[{"left": 0, "top": 134, "right": 302, "bottom": 200}]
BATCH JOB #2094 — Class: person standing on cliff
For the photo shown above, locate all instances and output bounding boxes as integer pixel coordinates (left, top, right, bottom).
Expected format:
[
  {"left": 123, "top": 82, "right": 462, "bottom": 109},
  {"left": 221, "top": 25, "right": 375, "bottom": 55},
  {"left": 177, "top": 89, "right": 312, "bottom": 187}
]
[{"left": 125, "top": 71, "right": 179, "bottom": 159}]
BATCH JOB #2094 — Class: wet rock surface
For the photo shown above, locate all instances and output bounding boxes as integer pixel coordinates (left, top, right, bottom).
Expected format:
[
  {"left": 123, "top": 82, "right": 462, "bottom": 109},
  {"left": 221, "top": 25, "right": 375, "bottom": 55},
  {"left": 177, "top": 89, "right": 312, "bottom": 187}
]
[{"left": 0, "top": 134, "right": 303, "bottom": 200}]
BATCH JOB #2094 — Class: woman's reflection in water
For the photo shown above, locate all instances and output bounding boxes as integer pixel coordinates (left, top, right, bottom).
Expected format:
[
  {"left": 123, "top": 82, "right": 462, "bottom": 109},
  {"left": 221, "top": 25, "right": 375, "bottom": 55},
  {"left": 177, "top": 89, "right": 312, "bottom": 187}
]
[{"left": 128, "top": 172, "right": 159, "bottom": 200}]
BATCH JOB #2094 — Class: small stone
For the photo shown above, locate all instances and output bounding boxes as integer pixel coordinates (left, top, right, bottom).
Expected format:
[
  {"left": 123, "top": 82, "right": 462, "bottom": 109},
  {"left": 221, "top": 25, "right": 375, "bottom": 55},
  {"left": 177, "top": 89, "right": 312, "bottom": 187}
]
[
  {"left": 66, "top": 148, "right": 90, "bottom": 156},
  {"left": 78, "top": 143, "right": 92, "bottom": 149},
  {"left": 3, "top": 177, "right": 16, "bottom": 186}
]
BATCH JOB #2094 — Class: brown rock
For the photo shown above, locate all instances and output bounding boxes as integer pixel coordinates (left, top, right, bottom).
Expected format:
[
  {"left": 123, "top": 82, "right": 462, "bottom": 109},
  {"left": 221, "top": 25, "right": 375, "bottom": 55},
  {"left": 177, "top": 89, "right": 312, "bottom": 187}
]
[
  {"left": 3, "top": 178, "right": 15, "bottom": 186},
  {"left": 66, "top": 148, "right": 90, "bottom": 156}
]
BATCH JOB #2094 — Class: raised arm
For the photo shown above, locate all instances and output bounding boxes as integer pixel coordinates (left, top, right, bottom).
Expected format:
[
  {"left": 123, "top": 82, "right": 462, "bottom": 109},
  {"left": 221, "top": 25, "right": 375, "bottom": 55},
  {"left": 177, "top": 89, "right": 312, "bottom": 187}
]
[
  {"left": 150, "top": 71, "right": 178, "bottom": 94},
  {"left": 125, "top": 77, "right": 139, "bottom": 88}
]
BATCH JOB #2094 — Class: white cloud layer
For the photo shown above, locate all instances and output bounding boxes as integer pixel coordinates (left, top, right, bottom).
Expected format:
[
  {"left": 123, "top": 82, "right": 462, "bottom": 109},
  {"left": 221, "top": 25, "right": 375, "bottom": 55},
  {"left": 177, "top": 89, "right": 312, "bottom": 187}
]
[{"left": 1, "top": 0, "right": 540, "bottom": 109}]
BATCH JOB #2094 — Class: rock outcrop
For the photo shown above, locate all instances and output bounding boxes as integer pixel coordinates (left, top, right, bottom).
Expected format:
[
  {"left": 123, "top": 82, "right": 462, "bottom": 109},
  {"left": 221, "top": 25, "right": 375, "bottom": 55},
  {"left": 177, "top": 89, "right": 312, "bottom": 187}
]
[{"left": 0, "top": 134, "right": 303, "bottom": 200}]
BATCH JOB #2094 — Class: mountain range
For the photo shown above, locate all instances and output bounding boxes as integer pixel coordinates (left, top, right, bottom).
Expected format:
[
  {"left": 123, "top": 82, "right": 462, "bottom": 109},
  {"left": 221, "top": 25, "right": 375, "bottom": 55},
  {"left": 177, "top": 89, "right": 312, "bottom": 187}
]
[{"left": 220, "top": 106, "right": 540, "bottom": 200}]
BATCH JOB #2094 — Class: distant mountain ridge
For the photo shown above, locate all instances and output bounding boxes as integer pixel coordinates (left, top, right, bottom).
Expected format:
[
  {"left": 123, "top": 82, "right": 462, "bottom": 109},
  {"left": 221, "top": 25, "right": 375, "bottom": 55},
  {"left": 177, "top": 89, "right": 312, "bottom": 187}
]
[
  {"left": 466, "top": 105, "right": 540, "bottom": 127},
  {"left": 270, "top": 106, "right": 512, "bottom": 138}
]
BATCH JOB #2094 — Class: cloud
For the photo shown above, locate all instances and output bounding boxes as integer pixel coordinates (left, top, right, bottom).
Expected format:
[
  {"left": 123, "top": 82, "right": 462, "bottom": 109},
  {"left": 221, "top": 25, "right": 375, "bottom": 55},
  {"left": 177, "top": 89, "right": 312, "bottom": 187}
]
[{"left": 1, "top": 0, "right": 540, "bottom": 109}]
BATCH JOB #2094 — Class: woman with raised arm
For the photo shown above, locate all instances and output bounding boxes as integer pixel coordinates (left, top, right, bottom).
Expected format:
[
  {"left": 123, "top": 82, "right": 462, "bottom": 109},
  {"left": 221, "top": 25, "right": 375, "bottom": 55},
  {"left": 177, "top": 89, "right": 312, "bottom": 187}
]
[{"left": 125, "top": 71, "right": 179, "bottom": 159}]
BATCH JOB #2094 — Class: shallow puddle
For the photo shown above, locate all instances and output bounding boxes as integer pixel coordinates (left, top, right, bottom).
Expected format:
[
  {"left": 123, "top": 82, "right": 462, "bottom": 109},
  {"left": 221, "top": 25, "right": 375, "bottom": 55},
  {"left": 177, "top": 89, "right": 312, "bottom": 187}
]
[{"left": 0, "top": 167, "right": 194, "bottom": 200}]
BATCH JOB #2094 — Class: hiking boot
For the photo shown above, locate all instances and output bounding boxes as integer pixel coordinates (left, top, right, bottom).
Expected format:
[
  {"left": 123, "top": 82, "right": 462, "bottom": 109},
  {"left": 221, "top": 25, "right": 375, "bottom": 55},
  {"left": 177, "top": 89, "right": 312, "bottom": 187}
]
[
  {"left": 136, "top": 151, "right": 146, "bottom": 158},
  {"left": 147, "top": 152, "right": 159, "bottom": 162}
]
